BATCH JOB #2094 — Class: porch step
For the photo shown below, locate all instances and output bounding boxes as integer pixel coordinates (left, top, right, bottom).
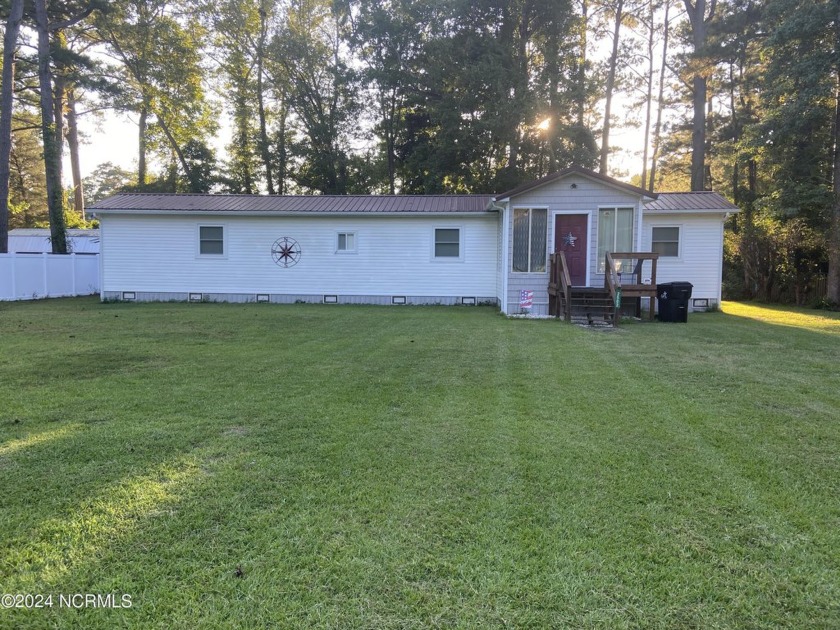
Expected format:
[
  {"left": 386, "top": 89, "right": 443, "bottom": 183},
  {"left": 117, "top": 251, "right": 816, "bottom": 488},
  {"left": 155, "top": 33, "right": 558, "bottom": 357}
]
[{"left": 569, "top": 287, "right": 616, "bottom": 326}]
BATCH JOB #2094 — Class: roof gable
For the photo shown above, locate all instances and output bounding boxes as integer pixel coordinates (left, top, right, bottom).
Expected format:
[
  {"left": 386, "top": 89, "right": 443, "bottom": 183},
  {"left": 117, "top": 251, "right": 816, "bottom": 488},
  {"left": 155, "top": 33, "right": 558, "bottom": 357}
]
[{"left": 494, "top": 166, "right": 656, "bottom": 202}]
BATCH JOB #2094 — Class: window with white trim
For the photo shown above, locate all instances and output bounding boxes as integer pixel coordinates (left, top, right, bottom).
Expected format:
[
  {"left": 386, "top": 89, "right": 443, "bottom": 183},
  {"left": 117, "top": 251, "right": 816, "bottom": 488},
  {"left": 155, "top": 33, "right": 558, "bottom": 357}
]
[
  {"left": 651, "top": 226, "right": 680, "bottom": 257},
  {"left": 434, "top": 228, "right": 460, "bottom": 258},
  {"left": 512, "top": 208, "right": 547, "bottom": 272},
  {"left": 597, "top": 207, "right": 633, "bottom": 272},
  {"left": 199, "top": 225, "right": 224, "bottom": 255},
  {"left": 336, "top": 232, "right": 356, "bottom": 253}
]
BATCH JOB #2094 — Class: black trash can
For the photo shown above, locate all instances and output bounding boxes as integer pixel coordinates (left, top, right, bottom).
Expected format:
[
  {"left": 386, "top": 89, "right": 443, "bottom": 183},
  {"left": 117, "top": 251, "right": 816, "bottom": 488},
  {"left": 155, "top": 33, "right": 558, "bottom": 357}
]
[{"left": 657, "top": 281, "right": 693, "bottom": 322}]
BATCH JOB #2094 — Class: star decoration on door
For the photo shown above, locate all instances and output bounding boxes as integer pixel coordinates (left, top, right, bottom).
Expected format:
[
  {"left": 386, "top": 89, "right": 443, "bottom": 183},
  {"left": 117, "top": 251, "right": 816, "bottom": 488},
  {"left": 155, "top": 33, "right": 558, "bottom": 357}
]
[
  {"left": 562, "top": 231, "right": 578, "bottom": 247},
  {"left": 271, "top": 237, "right": 301, "bottom": 267}
]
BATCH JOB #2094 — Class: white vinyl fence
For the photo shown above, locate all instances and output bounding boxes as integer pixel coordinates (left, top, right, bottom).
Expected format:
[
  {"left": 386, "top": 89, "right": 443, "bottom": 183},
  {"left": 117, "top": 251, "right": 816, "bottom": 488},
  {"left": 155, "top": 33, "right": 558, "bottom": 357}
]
[{"left": 0, "top": 253, "right": 100, "bottom": 301}]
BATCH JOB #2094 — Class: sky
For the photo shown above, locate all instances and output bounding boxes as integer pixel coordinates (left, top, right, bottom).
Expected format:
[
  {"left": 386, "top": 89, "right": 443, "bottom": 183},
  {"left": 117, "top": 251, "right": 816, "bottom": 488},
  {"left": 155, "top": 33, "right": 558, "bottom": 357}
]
[{"left": 72, "top": 104, "right": 647, "bottom": 191}]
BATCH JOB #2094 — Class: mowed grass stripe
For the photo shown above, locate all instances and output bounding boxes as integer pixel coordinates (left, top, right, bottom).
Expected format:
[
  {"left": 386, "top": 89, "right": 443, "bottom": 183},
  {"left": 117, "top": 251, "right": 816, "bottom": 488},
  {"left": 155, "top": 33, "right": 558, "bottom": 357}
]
[{"left": 0, "top": 298, "right": 837, "bottom": 628}]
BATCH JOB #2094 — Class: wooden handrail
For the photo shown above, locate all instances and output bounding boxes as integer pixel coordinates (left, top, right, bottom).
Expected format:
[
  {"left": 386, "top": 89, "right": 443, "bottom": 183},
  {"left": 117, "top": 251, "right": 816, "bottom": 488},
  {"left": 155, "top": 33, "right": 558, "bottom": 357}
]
[
  {"left": 604, "top": 252, "right": 660, "bottom": 322},
  {"left": 558, "top": 251, "right": 572, "bottom": 321},
  {"left": 611, "top": 252, "right": 659, "bottom": 285},
  {"left": 604, "top": 252, "right": 618, "bottom": 325},
  {"left": 550, "top": 251, "right": 660, "bottom": 324},
  {"left": 548, "top": 252, "right": 572, "bottom": 321}
]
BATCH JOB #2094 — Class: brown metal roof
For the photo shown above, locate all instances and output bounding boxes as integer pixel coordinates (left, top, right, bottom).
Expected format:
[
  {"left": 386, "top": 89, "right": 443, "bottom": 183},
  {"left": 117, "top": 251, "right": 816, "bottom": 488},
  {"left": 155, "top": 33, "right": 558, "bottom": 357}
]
[
  {"left": 89, "top": 192, "right": 495, "bottom": 214},
  {"left": 644, "top": 192, "right": 739, "bottom": 212},
  {"left": 494, "top": 166, "right": 656, "bottom": 201}
]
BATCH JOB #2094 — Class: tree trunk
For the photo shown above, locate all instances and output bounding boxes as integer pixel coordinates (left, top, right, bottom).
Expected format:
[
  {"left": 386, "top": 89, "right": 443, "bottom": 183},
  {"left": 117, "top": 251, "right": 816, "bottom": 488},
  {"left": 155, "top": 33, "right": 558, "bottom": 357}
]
[
  {"left": 53, "top": 69, "right": 66, "bottom": 208},
  {"left": 157, "top": 114, "right": 194, "bottom": 191},
  {"left": 0, "top": 0, "right": 24, "bottom": 254},
  {"left": 641, "top": 0, "right": 655, "bottom": 188},
  {"left": 277, "top": 100, "right": 287, "bottom": 195},
  {"left": 828, "top": 74, "right": 840, "bottom": 303},
  {"left": 690, "top": 74, "right": 707, "bottom": 190},
  {"left": 600, "top": 0, "right": 624, "bottom": 176},
  {"left": 577, "top": 0, "right": 588, "bottom": 129},
  {"left": 385, "top": 87, "right": 398, "bottom": 194},
  {"left": 683, "top": 0, "right": 713, "bottom": 191},
  {"left": 138, "top": 105, "right": 148, "bottom": 186},
  {"left": 729, "top": 61, "right": 739, "bottom": 205},
  {"left": 35, "top": 0, "right": 67, "bottom": 254},
  {"left": 649, "top": 0, "right": 670, "bottom": 191},
  {"left": 742, "top": 158, "right": 757, "bottom": 297},
  {"left": 67, "top": 88, "right": 85, "bottom": 219},
  {"left": 256, "top": 4, "right": 274, "bottom": 195}
]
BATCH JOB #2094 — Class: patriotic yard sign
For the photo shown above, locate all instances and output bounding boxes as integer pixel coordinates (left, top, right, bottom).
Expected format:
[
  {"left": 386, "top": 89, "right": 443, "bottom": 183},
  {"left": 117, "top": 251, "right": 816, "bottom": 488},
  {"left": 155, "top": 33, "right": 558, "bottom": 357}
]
[{"left": 519, "top": 290, "right": 534, "bottom": 309}]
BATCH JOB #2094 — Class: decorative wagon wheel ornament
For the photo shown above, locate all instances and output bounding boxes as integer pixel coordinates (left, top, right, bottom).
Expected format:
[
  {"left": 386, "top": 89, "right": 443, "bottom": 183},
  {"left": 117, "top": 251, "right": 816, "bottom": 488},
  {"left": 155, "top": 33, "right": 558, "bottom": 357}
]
[{"left": 271, "top": 237, "right": 301, "bottom": 267}]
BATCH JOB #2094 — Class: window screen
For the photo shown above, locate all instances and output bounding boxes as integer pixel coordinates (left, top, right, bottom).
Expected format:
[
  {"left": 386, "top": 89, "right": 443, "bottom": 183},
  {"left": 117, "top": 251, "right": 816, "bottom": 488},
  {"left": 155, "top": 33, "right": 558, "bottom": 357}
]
[
  {"left": 512, "top": 208, "right": 547, "bottom": 272},
  {"left": 652, "top": 227, "right": 679, "bottom": 257},
  {"left": 199, "top": 226, "right": 224, "bottom": 255},
  {"left": 435, "top": 228, "right": 460, "bottom": 257}
]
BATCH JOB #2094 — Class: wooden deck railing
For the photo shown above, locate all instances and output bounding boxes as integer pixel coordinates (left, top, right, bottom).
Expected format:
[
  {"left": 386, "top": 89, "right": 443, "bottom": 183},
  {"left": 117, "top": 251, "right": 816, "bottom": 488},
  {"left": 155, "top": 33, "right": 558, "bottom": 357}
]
[
  {"left": 604, "top": 252, "right": 618, "bottom": 326},
  {"left": 549, "top": 251, "right": 661, "bottom": 324},
  {"left": 548, "top": 252, "right": 572, "bottom": 322},
  {"left": 604, "top": 252, "right": 660, "bottom": 321}
]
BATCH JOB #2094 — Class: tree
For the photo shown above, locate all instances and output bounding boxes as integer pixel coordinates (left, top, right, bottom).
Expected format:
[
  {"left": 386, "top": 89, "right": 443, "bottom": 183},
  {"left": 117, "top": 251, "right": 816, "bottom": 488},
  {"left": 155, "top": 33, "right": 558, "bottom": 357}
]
[
  {"left": 647, "top": 0, "right": 671, "bottom": 191},
  {"left": 82, "top": 161, "right": 134, "bottom": 203},
  {"left": 34, "top": 0, "right": 68, "bottom": 253},
  {"left": 268, "top": 0, "right": 360, "bottom": 194},
  {"left": 29, "top": 0, "right": 104, "bottom": 252},
  {"left": 758, "top": 0, "right": 840, "bottom": 302},
  {"left": 682, "top": 0, "right": 718, "bottom": 191},
  {"left": 201, "top": 0, "right": 277, "bottom": 194},
  {"left": 94, "top": 0, "right": 217, "bottom": 192},
  {"left": 351, "top": 0, "right": 421, "bottom": 193},
  {"left": 0, "top": 0, "right": 24, "bottom": 253},
  {"left": 598, "top": 0, "right": 626, "bottom": 175}
]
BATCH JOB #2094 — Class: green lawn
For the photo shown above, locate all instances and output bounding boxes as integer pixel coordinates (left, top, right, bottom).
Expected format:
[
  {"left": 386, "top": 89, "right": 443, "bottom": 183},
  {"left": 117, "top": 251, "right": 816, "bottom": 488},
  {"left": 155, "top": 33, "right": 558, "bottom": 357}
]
[{"left": 0, "top": 298, "right": 838, "bottom": 629}]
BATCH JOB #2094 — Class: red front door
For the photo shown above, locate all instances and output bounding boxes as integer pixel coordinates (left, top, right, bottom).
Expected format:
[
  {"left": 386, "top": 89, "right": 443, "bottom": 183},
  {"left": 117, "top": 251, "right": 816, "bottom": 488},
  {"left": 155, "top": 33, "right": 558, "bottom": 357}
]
[{"left": 554, "top": 214, "right": 588, "bottom": 286}]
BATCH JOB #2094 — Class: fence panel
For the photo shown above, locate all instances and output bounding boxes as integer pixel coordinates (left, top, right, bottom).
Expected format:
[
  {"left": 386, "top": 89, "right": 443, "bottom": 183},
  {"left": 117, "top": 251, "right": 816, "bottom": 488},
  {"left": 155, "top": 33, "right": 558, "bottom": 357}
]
[{"left": 0, "top": 253, "right": 100, "bottom": 301}]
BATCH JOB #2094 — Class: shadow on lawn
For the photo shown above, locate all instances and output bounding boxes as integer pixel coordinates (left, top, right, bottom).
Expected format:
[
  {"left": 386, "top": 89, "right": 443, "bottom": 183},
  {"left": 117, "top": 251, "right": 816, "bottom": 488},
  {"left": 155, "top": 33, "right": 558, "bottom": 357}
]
[
  {"left": 13, "top": 350, "right": 168, "bottom": 386},
  {"left": 0, "top": 423, "right": 239, "bottom": 597}
]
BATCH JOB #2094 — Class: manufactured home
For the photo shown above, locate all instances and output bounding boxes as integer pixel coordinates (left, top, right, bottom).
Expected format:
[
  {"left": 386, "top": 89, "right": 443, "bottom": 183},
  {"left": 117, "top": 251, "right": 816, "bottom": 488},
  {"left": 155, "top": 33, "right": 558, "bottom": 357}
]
[{"left": 90, "top": 167, "right": 738, "bottom": 318}]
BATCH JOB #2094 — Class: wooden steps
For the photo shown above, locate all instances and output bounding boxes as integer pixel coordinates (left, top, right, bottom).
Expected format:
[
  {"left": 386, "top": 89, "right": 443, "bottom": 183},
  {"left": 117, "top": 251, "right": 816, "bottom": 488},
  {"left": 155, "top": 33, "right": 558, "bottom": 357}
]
[
  {"left": 549, "top": 251, "right": 660, "bottom": 326},
  {"left": 568, "top": 287, "right": 616, "bottom": 326}
]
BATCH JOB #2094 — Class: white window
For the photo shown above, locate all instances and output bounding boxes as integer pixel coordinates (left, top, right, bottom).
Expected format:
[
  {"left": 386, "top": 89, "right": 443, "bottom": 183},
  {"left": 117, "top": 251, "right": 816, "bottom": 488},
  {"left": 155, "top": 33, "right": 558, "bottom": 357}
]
[
  {"left": 199, "top": 225, "right": 224, "bottom": 255},
  {"left": 434, "top": 228, "right": 460, "bottom": 258},
  {"left": 652, "top": 226, "right": 680, "bottom": 257},
  {"left": 597, "top": 207, "right": 633, "bottom": 272},
  {"left": 512, "top": 208, "right": 547, "bottom": 273},
  {"left": 336, "top": 232, "right": 356, "bottom": 253}
]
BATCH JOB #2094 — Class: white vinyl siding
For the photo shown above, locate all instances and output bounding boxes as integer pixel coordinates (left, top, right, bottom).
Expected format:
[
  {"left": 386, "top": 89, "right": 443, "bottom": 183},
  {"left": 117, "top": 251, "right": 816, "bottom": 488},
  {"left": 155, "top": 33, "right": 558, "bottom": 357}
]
[
  {"left": 101, "top": 214, "right": 496, "bottom": 297},
  {"left": 642, "top": 214, "right": 727, "bottom": 307},
  {"left": 512, "top": 208, "right": 547, "bottom": 273}
]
